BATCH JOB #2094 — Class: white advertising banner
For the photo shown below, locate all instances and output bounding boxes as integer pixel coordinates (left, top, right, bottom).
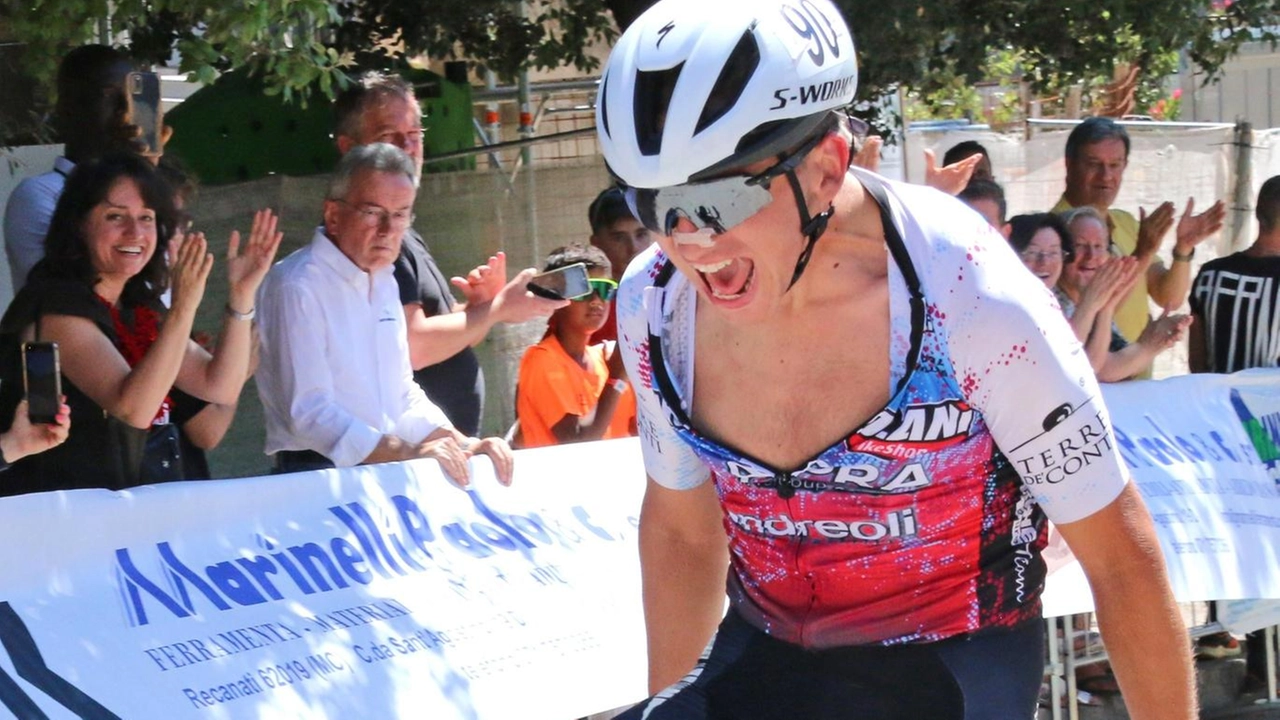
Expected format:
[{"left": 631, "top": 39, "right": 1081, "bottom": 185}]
[
  {"left": 3, "top": 371, "right": 1280, "bottom": 717},
  {"left": 1041, "top": 369, "right": 1280, "bottom": 619},
  {"left": 0, "top": 439, "right": 649, "bottom": 719}
]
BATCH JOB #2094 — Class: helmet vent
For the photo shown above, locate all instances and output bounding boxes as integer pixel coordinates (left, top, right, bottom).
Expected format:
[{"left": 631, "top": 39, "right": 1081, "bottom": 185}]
[
  {"left": 633, "top": 62, "right": 685, "bottom": 156},
  {"left": 599, "top": 74, "right": 611, "bottom": 138},
  {"left": 695, "top": 29, "right": 760, "bottom": 136}
]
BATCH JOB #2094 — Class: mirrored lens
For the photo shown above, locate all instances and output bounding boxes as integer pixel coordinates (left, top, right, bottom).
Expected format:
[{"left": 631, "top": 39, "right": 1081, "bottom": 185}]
[{"left": 624, "top": 177, "right": 773, "bottom": 236}]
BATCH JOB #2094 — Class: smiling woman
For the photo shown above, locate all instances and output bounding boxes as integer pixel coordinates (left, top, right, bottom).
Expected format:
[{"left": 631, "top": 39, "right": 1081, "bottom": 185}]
[{"left": 0, "top": 153, "right": 282, "bottom": 495}]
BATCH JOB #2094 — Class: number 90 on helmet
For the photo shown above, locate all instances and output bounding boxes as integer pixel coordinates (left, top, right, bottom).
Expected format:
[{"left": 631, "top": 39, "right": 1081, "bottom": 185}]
[{"left": 596, "top": 0, "right": 858, "bottom": 191}]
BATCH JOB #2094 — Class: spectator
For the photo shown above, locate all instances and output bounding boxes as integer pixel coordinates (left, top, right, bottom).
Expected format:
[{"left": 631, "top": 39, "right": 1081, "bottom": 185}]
[
  {"left": 516, "top": 244, "right": 637, "bottom": 448},
  {"left": 0, "top": 398, "right": 70, "bottom": 473},
  {"left": 4, "top": 45, "right": 146, "bottom": 290},
  {"left": 332, "top": 71, "right": 561, "bottom": 435},
  {"left": 1189, "top": 174, "right": 1280, "bottom": 686},
  {"left": 1052, "top": 117, "right": 1225, "bottom": 347},
  {"left": 255, "top": 143, "right": 512, "bottom": 486},
  {"left": 1050, "top": 208, "right": 1190, "bottom": 381},
  {"left": 943, "top": 140, "right": 993, "bottom": 183},
  {"left": 0, "top": 153, "right": 277, "bottom": 495},
  {"left": 957, "top": 179, "right": 1009, "bottom": 236},
  {"left": 587, "top": 186, "right": 652, "bottom": 343},
  {"left": 156, "top": 158, "right": 247, "bottom": 479}
]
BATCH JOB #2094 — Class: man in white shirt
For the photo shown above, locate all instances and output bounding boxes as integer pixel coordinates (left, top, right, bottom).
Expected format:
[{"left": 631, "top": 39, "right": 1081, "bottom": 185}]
[{"left": 256, "top": 143, "right": 512, "bottom": 485}]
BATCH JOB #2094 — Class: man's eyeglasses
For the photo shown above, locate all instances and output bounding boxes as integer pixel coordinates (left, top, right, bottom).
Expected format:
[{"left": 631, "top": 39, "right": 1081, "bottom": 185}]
[
  {"left": 1019, "top": 249, "right": 1063, "bottom": 263},
  {"left": 337, "top": 200, "right": 415, "bottom": 229},
  {"left": 573, "top": 277, "right": 618, "bottom": 302}
]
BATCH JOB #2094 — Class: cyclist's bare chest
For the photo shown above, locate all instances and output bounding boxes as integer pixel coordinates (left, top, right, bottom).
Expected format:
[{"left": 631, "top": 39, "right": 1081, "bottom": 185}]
[{"left": 690, "top": 297, "right": 891, "bottom": 471}]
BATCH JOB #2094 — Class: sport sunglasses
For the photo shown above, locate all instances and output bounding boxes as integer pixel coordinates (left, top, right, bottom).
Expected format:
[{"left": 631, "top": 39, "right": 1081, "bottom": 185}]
[
  {"left": 573, "top": 277, "right": 619, "bottom": 302},
  {"left": 621, "top": 125, "right": 831, "bottom": 237}
]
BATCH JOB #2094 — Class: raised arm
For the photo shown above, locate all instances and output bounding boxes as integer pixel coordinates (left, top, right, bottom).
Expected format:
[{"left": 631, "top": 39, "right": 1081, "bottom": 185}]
[
  {"left": 403, "top": 258, "right": 564, "bottom": 369},
  {"left": 1147, "top": 198, "right": 1225, "bottom": 312},
  {"left": 41, "top": 235, "right": 212, "bottom": 428},
  {"left": 175, "top": 210, "right": 281, "bottom": 404}
]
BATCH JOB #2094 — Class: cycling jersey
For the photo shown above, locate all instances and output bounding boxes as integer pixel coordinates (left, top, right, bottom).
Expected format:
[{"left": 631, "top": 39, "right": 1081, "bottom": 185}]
[{"left": 615, "top": 168, "right": 1129, "bottom": 649}]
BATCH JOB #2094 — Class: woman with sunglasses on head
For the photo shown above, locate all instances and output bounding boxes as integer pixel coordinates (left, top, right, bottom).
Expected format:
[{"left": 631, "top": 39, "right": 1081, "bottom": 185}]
[
  {"left": 600, "top": 1, "right": 1193, "bottom": 718},
  {"left": 515, "top": 244, "right": 636, "bottom": 448}
]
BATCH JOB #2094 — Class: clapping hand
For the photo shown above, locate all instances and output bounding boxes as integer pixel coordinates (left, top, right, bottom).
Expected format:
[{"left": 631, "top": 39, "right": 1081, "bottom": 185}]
[
  {"left": 1174, "top": 198, "right": 1226, "bottom": 255},
  {"left": 451, "top": 252, "right": 509, "bottom": 307},
  {"left": 1137, "top": 311, "right": 1193, "bottom": 352},
  {"left": 169, "top": 232, "right": 214, "bottom": 317},
  {"left": 226, "top": 209, "right": 283, "bottom": 313},
  {"left": 851, "top": 136, "right": 883, "bottom": 173},
  {"left": 924, "top": 149, "right": 980, "bottom": 195},
  {"left": 1136, "top": 202, "right": 1176, "bottom": 259}
]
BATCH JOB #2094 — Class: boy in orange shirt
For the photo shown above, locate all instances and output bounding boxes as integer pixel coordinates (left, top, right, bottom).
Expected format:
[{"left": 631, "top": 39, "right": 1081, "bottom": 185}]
[{"left": 516, "top": 245, "right": 637, "bottom": 448}]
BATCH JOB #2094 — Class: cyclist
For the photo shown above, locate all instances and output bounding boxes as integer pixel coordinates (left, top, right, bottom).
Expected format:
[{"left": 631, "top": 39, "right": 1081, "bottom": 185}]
[{"left": 598, "top": 1, "right": 1195, "bottom": 717}]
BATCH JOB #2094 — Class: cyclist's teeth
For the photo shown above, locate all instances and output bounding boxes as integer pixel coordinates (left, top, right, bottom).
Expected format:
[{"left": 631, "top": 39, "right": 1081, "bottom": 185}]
[{"left": 693, "top": 259, "right": 732, "bottom": 274}]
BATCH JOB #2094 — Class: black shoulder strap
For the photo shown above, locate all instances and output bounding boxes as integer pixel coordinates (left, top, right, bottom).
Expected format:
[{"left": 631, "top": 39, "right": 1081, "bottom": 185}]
[{"left": 854, "top": 173, "right": 926, "bottom": 396}]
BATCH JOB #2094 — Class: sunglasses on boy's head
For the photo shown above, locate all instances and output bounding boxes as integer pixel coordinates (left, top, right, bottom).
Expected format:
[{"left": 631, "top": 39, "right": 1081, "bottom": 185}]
[
  {"left": 573, "top": 277, "right": 618, "bottom": 302},
  {"left": 621, "top": 127, "right": 830, "bottom": 237}
]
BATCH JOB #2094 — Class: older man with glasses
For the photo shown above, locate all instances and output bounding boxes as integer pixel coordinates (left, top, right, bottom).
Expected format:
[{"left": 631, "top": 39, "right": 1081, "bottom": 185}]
[{"left": 255, "top": 143, "right": 513, "bottom": 485}]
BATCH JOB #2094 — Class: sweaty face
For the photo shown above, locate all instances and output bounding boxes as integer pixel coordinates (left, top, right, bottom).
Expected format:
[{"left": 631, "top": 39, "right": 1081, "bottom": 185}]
[
  {"left": 1018, "top": 227, "right": 1065, "bottom": 289},
  {"left": 324, "top": 169, "right": 417, "bottom": 273},
  {"left": 83, "top": 177, "right": 158, "bottom": 287},
  {"left": 592, "top": 217, "right": 653, "bottom": 280},
  {"left": 352, "top": 94, "right": 425, "bottom": 179},
  {"left": 1065, "top": 139, "right": 1127, "bottom": 210},
  {"left": 1060, "top": 216, "right": 1111, "bottom": 296}
]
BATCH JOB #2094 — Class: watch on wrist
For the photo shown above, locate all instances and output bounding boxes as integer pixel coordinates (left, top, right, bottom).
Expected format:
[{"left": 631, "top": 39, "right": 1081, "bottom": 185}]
[
  {"left": 1172, "top": 247, "right": 1195, "bottom": 262},
  {"left": 225, "top": 303, "right": 256, "bottom": 321}
]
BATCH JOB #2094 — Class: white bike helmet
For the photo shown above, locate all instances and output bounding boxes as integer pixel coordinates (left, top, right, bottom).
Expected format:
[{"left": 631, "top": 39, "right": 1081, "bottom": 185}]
[{"left": 596, "top": 0, "right": 858, "bottom": 189}]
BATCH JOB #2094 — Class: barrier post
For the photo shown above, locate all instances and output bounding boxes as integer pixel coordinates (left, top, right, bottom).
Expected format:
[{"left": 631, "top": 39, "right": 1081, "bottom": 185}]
[{"left": 1228, "top": 121, "right": 1254, "bottom": 254}]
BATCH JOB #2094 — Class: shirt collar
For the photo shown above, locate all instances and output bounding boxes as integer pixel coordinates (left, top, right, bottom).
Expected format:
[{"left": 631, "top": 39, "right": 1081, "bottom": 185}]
[{"left": 309, "top": 226, "right": 392, "bottom": 286}]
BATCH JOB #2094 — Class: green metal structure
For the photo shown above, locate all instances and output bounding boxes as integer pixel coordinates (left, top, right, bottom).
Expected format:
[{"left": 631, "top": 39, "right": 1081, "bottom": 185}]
[{"left": 164, "top": 68, "right": 475, "bottom": 185}]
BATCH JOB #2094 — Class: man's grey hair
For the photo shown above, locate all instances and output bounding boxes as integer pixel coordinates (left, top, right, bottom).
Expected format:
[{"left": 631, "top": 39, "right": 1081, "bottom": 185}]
[
  {"left": 326, "top": 143, "right": 417, "bottom": 200},
  {"left": 332, "top": 70, "right": 417, "bottom": 141},
  {"left": 1059, "top": 205, "right": 1109, "bottom": 233}
]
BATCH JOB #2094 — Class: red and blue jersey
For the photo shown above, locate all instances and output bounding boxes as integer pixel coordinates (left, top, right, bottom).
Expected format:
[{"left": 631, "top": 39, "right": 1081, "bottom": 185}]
[{"left": 616, "top": 169, "right": 1130, "bottom": 648}]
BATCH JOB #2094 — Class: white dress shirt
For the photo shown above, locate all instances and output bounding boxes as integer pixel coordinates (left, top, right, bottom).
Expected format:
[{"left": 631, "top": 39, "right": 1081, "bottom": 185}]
[
  {"left": 256, "top": 227, "right": 451, "bottom": 466},
  {"left": 4, "top": 156, "right": 75, "bottom": 290}
]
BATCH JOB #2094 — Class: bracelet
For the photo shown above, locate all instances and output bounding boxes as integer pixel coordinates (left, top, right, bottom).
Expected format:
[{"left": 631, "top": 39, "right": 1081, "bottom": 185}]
[
  {"left": 607, "top": 378, "right": 628, "bottom": 394},
  {"left": 1172, "top": 247, "right": 1195, "bottom": 262},
  {"left": 225, "top": 304, "right": 256, "bottom": 321}
]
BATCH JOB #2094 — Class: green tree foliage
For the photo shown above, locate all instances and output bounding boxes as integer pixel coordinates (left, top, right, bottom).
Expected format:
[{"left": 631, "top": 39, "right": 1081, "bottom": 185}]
[
  {"left": 4, "top": 0, "right": 617, "bottom": 103},
  {"left": 2, "top": 0, "right": 1276, "bottom": 140}
]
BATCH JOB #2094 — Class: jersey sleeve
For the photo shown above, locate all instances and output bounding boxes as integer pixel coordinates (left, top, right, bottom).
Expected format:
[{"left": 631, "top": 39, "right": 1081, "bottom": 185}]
[
  {"left": 918, "top": 194, "right": 1130, "bottom": 524},
  {"left": 617, "top": 250, "right": 710, "bottom": 490}
]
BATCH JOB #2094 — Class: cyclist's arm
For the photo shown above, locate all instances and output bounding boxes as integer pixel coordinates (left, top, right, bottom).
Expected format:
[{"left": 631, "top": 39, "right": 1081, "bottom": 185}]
[
  {"left": 1055, "top": 484, "right": 1196, "bottom": 720},
  {"left": 638, "top": 477, "right": 728, "bottom": 694}
]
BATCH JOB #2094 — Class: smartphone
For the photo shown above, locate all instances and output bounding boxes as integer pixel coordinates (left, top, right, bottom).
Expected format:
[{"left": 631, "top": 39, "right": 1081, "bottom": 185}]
[
  {"left": 527, "top": 262, "right": 591, "bottom": 301},
  {"left": 127, "top": 71, "right": 164, "bottom": 157},
  {"left": 22, "top": 342, "right": 61, "bottom": 425}
]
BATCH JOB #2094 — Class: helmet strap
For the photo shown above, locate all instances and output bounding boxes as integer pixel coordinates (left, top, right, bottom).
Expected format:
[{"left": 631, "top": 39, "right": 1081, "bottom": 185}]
[{"left": 783, "top": 167, "right": 834, "bottom": 291}]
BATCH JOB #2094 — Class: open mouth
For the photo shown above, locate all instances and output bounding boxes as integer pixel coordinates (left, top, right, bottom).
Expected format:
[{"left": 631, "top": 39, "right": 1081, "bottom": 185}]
[
  {"left": 693, "top": 257, "right": 755, "bottom": 302},
  {"left": 116, "top": 245, "right": 145, "bottom": 257}
]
